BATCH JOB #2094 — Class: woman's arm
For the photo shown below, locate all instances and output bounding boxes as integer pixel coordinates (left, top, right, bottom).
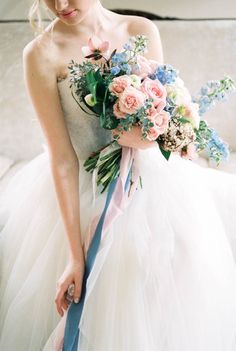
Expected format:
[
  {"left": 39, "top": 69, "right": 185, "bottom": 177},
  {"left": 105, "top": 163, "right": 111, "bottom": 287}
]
[{"left": 23, "top": 39, "right": 84, "bottom": 315}]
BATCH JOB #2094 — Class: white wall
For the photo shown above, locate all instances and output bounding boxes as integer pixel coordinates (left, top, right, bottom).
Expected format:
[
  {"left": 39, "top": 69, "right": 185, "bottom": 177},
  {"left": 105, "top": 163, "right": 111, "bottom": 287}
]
[
  {"left": 0, "top": 0, "right": 236, "bottom": 20},
  {"left": 104, "top": 0, "right": 236, "bottom": 19}
]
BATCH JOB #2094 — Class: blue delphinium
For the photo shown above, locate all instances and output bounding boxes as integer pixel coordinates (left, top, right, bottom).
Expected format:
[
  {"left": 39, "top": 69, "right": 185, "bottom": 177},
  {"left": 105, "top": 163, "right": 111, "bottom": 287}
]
[
  {"left": 207, "top": 129, "right": 230, "bottom": 163},
  {"left": 111, "top": 52, "right": 128, "bottom": 65},
  {"left": 120, "top": 63, "right": 132, "bottom": 74},
  {"left": 123, "top": 42, "right": 133, "bottom": 51},
  {"left": 111, "top": 52, "right": 132, "bottom": 75},
  {"left": 149, "top": 64, "right": 179, "bottom": 85},
  {"left": 196, "top": 95, "right": 212, "bottom": 115},
  {"left": 193, "top": 76, "right": 235, "bottom": 116},
  {"left": 111, "top": 66, "right": 121, "bottom": 75}
]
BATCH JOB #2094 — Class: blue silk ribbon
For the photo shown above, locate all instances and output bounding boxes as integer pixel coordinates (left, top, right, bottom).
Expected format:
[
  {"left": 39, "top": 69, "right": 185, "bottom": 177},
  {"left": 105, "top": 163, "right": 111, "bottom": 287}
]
[{"left": 62, "top": 173, "right": 123, "bottom": 351}]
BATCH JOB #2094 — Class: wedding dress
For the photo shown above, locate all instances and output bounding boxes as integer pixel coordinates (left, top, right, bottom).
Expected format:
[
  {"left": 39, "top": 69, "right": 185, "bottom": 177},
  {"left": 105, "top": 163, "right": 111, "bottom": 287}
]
[{"left": 1, "top": 73, "right": 236, "bottom": 351}]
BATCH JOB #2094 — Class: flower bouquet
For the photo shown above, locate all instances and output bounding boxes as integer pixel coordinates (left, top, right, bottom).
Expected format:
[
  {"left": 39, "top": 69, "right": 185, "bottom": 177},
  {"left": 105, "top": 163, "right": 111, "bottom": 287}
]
[{"left": 67, "top": 35, "right": 235, "bottom": 193}]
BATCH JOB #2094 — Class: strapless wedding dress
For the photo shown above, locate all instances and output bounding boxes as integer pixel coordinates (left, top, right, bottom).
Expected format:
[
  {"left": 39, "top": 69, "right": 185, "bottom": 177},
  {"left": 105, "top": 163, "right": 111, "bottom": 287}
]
[{"left": 1, "top": 74, "right": 236, "bottom": 351}]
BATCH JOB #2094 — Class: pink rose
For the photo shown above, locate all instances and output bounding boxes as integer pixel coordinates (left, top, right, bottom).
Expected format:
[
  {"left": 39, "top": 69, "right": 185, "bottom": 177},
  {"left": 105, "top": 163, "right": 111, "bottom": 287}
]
[
  {"left": 149, "top": 59, "right": 161, "bottom": 75},
  {"left": 109, "top": 75, "right": 132, "bottom": 96},
  {"left": 113, "top": 101, "right": 127, "bottom": 119},
  {"left": 141, "top": 77, "right": 167, "bottom": 110},
  {"left": 153, "top": 110, "right": 170, "bottom": 131},
  {"left": 181, "top": 142, "right": 198, "bottom": 160},
  {"left": 146, "top": 101, "right": 165, "bottom": 118},
  {"left": 146, "top": 104, "right": 158, "bottom": 119},
  {"left": 132, "top": 55, "right": 153, "bottom": 78},
  {"left": 146, "top": 126, "right": 161, "bottom": 141},
  {"left": 118, "top": 86, "right": 146, "bottom": 114},
  {"left": 146, "top": 110, "right": 170, "bottom": 141}
]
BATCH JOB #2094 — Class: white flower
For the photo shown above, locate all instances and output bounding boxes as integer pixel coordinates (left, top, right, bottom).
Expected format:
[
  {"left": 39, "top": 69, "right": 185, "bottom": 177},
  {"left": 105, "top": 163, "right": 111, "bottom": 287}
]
[
  {"left": 175, "top": 77, "right": 185, "bottom": 88},
  {"left": 129, "top": 74, "right": 142, "bottom": 88},
  {"left": 166, "top": 82, "right": 192, "bottom": 105},
  {"left": 84, "top": 94, "right": 96, "bottom": 106}
]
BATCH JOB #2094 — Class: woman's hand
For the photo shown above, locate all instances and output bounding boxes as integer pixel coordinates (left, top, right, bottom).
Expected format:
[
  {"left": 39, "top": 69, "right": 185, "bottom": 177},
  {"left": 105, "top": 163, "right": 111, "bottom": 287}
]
[
  {"left": 112, "top": 125, "right": 156, "bottom": 149},
  {"left": 55, "top": 250, "right": 85, "bottom": 317}
]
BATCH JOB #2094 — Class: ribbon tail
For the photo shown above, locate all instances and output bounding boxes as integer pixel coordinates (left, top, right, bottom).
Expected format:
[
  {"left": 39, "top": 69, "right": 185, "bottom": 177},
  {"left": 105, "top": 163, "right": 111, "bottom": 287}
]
[
  {"left": 61, "top": 147, "right": 140, "bottom": 351},
  {"left": 61, "top": 177, "right": 119, "bottom": 351}
]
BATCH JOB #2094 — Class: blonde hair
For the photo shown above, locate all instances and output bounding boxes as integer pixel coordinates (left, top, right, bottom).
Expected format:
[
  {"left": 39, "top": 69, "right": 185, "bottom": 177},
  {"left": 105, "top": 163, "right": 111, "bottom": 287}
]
[{"left": 28, "top": 0, "right": 56, "bottom": 36}]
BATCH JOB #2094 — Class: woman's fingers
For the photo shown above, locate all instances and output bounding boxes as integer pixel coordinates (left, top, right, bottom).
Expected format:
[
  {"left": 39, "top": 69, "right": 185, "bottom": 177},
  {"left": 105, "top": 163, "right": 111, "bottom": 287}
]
[
  {"left": 55, "top": 282, "right": 69, "bottom": 316},
  {"left": 73, "top": 277, "right": 82, "bottom": 303},
  {"left": 61, "top": 297, "right": 70, "bottom": 311},
  {"left": 54, "top": 259, "right": 85, "bottom": 316}
]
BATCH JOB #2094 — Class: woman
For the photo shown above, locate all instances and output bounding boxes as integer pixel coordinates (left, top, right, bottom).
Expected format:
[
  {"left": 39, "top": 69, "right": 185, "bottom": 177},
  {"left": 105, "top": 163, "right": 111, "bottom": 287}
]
[{"left": 1, "top": 0, "right": 236, "bottom": 350}]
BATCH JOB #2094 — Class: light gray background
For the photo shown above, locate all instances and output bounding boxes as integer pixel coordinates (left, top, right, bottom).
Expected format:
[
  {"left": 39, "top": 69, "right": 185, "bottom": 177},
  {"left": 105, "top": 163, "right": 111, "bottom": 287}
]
[{"left": 0, "top": 0, "right": 235, "bottom": 20}]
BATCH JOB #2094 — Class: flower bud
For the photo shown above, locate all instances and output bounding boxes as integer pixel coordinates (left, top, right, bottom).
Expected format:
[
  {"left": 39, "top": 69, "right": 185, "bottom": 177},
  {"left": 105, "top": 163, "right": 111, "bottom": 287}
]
[{"left": 84, "top": 94, "right": 96, "bottom": 106}]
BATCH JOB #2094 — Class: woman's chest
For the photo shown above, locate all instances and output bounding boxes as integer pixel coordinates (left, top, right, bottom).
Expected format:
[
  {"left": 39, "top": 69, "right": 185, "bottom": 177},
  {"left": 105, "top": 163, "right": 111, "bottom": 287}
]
[{"left": 55, "top": 29, "right": 132, "bottom": 79}]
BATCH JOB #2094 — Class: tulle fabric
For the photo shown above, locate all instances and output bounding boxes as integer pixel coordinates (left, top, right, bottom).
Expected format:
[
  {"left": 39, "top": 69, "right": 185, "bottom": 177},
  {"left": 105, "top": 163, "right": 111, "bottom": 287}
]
[
  {"left": 75, "top": 147, "right": 236, "bottom": 351},
  {"left": 1, "top": 145, "right": 236, "bottom": 351},
  {"left": 0, "top": 150, "right": 105, "bottom": 350}
]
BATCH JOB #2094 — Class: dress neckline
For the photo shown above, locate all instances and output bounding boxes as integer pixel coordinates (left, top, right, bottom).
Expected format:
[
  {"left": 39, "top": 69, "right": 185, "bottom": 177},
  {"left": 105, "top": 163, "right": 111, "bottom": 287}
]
[{"left": 56, "top": 74, "right": 101, "bottom": 120}]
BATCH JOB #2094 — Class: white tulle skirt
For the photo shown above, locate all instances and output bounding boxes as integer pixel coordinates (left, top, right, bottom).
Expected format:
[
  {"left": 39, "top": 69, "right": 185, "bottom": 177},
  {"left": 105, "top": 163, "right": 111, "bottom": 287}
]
[{"left": 1, "top": 145, "right": 236, "bottom": 351}]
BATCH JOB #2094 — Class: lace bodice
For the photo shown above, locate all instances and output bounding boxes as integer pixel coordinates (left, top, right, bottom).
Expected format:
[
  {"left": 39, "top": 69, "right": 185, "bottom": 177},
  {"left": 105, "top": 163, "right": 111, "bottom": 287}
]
[{"left": 57, "top": 75, "right": 113, "bottom": 160}]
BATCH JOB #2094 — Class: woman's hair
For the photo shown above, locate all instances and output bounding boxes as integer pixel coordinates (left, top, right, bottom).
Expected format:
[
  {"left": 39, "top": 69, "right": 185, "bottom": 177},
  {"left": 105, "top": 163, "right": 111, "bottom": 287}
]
[{"left": 28, "top": 0, "right": 55, "bottom": 36}]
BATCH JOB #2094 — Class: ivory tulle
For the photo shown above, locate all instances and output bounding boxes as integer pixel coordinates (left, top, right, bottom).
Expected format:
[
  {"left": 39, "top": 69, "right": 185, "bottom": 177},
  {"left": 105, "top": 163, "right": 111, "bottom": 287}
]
[{"left": 1, "top": 145, "right": 236, "bottom": 351}]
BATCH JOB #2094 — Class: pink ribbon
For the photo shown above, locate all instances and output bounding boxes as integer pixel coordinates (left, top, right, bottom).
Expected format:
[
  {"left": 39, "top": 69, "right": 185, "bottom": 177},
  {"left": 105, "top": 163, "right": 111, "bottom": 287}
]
[{"left": 102, "top": 146, "right": 140, "bottom": 236}]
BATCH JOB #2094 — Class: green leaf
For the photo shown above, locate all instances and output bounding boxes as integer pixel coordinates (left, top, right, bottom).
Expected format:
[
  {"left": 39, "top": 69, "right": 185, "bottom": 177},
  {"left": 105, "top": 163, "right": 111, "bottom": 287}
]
[
  {"left": 178, "top": 117, "right": 191, "bottom": 124},
  {"left": 99, "top": 111, "right": 119, "bottom": 130},
  {"left": 96, "top": 82, "right": 107, "bottom": 100},
  {"left": 86, "top": 70, "right": 104, "bottom": 103},
  {"left": 86, "top": 71, "right": 97, "bottom": 97},
  {"left": 158, "top": 143, "right": 171, "bottom": 160},
  {"left": 92, "top": 102, "right": 103, "bottom": 115}
]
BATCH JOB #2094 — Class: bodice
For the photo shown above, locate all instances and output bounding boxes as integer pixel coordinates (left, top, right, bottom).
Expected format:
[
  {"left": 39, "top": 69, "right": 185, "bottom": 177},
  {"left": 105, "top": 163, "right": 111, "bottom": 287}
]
[{"left": 57, "top": 75, "right": 113, "bottom": 160}]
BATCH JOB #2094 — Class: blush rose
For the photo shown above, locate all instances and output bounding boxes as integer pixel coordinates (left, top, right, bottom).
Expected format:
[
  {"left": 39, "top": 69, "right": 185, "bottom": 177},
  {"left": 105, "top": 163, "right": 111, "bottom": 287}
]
[
  {"left": 141, "top": 77, "right": 167, "bottom": 111},
  {"left": 118, "top": 86, "right": 146, "bottom": 115},
  {"left": 146, "top": 110, "right": 170, "bottom": 141},
  {"left": 109, "top": 75, "right": 132, "bottom": 97}
]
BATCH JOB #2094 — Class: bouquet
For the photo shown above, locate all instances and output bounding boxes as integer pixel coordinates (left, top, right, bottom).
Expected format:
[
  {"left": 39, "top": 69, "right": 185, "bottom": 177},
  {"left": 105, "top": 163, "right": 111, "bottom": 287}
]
[{"left": 67, "top": 35, "right": 235, "bottom": 193}]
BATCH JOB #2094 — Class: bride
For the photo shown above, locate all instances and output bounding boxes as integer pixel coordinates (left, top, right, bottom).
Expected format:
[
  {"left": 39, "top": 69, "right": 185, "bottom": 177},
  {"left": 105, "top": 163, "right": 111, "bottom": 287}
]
[{"left": 1, "top": 0, "right": 236, "bottom": 350}]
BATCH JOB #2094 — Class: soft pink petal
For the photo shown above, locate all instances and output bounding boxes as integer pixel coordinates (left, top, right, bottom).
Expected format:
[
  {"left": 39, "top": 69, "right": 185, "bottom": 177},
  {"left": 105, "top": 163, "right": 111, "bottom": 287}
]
[
  {"left": 99, "top": 41, "right": 110, "bottom": 53},
  {"left": 155, "top": 100, "right": 166, "bottom": 113},
  {"left": 81, "top": 46, "right": 93, "bottom": 57},
  {"left": 90, "top": 36, "right": 102, "bottom": 49},
  {"left": 88, "top": 37, "right": 95, "bottom": 51}
]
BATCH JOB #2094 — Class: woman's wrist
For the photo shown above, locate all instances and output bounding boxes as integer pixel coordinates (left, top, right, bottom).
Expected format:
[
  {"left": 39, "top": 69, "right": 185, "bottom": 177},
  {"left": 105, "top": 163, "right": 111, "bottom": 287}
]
[{"left": 68, "top": 244, "right": 85, "bottom": 263}]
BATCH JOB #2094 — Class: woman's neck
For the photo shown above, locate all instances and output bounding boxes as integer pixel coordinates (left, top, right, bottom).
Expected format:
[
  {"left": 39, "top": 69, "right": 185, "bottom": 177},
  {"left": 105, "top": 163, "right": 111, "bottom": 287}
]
[{"left": 56, "top": 2, "right": 114, "bottom": 39}]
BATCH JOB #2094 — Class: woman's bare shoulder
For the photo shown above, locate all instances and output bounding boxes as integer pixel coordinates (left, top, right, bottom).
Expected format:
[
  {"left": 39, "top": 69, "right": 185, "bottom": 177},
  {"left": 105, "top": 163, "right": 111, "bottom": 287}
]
[
  {"left": 23, "top": 28, "right": 53, "bottom": 59},
  {"left": 23, "top": 28, "right": 58, "bottom": 82},
  {"left": 125, "top": 14, "right": 160, "bottom": 38},
  {"left": 107, "top": 11, "right": 159, "bottom": 36},
  {"left": 116, "top": 14, "right": 164, "bottom": 63}
]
